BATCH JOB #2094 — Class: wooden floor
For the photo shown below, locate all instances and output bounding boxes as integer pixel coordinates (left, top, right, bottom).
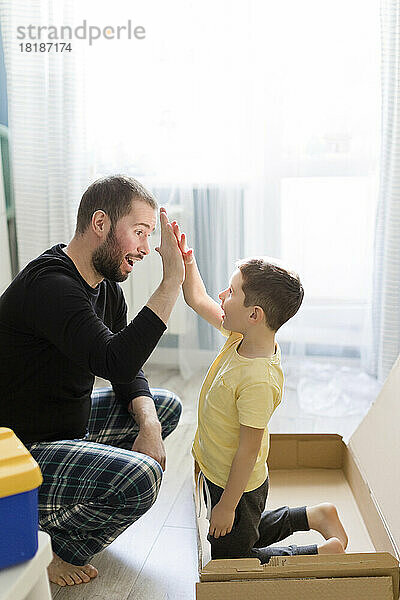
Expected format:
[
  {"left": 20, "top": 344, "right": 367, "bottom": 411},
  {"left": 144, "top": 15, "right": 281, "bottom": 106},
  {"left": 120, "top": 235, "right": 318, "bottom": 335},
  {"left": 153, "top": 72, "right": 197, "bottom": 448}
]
[{"left": 50, "top": 363, "right": 370, "bottom": 599}]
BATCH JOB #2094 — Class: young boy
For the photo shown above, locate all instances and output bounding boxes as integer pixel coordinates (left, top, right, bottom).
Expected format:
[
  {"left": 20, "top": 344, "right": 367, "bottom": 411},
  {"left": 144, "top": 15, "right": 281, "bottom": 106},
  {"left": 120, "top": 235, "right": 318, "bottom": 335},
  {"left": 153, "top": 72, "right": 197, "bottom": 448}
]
[{"left": 171, "top": 222, "right": 348, "bottom": 563}]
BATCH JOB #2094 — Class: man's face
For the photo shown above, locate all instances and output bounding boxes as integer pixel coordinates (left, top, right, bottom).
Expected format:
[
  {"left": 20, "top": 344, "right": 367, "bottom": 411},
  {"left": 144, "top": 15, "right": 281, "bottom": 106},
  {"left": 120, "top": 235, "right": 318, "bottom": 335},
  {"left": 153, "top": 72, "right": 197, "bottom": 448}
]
[
  {"left": 218, "top": 269, "right": 249, "bottom": 333},
  {"left": 92, "top": 200, "right": 157, "bottom": 283}
]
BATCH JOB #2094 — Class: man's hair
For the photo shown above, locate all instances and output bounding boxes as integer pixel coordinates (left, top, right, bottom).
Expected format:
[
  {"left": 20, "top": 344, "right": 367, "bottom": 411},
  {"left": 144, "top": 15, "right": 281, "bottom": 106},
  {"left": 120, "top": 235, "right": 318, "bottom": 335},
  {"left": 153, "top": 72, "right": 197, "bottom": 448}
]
[
  {"left": 75, "top": 175, "right": 157, "bottom": 235},
  {"left": 236, "top": 257, "right": 304, "bottom": 332}
]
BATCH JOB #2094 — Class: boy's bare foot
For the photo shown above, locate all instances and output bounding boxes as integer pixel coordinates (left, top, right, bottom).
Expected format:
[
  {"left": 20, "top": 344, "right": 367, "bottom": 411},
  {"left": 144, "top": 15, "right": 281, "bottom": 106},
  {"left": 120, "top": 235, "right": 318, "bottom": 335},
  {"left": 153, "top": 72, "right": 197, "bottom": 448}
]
[
  {"left": 48, "top": 553, "right": 98, "bottom": 586},
  {"left": 306, "top": 503, "right": 348, "bottom": 549},
  {"left": 317, "top": 536, "right": 345, "bottom": 554}
]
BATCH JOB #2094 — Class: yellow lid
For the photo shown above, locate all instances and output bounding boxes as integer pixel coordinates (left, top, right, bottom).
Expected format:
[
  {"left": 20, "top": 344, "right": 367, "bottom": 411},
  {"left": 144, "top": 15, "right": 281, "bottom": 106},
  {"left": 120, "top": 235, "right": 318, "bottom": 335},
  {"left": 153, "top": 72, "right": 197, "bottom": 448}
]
[{"left": 0, "top": 428, "right": 43, "bottom": 498}]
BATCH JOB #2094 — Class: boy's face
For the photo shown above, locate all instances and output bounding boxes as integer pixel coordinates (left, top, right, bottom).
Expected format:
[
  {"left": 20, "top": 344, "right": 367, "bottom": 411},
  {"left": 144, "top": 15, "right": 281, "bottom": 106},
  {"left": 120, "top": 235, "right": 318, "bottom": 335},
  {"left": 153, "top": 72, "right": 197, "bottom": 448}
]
[{"left": 219, "top": 269, "right": 250, "bottom": 333}]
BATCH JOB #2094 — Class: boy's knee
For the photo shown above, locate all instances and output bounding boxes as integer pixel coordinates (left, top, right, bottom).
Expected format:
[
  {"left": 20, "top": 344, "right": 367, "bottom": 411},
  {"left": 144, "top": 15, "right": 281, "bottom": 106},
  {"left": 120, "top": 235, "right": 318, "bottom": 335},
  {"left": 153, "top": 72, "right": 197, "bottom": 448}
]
[{"left": 208, "top": 532, "right": 252, "bottom": 560}]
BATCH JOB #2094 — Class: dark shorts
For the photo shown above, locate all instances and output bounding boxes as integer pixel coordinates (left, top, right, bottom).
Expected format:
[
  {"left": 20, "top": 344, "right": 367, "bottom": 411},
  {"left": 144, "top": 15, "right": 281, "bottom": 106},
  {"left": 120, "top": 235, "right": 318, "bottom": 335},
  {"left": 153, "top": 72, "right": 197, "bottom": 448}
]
[{"left": 203, "top": 474, "right": 318, "bottom": 563}]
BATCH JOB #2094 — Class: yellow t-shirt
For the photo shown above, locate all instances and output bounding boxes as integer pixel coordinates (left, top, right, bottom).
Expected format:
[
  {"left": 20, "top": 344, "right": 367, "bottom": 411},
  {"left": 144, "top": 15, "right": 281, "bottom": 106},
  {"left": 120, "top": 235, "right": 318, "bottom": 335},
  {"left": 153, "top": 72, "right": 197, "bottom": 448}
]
[{"left": 192, "top": 328, "right": 283, "bottom": 492}]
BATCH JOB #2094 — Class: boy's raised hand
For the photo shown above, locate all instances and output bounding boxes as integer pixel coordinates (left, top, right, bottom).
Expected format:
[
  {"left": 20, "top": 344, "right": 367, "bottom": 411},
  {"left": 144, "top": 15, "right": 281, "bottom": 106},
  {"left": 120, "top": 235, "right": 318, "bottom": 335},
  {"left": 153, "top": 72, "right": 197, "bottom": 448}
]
[
  {"left": 171, "top": 220, "right": 194, "bottom": 265},
  {"left": 170, "top": 217, "right": 223, "bottom": 329}
]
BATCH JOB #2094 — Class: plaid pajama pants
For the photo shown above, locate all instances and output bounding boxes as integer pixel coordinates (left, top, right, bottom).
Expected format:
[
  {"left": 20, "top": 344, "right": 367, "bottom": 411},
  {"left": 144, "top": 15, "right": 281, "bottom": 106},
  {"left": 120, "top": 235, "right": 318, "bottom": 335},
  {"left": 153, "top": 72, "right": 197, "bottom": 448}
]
[{"left": 25, "top": 386, "right": 182, "bottom": 566}]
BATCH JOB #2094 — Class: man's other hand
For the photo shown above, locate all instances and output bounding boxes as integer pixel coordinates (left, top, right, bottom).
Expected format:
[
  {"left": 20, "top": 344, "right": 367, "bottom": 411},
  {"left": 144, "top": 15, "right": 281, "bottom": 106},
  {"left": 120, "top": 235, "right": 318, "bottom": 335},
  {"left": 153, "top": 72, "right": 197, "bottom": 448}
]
[{"left": 131, "top": 425, "right": 166, "bottom": 471}]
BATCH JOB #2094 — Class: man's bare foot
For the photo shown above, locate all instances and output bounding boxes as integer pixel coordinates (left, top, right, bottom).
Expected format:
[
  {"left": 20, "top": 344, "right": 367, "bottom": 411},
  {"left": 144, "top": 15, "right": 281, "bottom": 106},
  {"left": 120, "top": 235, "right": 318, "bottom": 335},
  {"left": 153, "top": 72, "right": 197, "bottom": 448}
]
[
  {"left": 48, "top": 553, "right": 98, "bottom": 586},
  {"left": 306, "top": 503, "right": 348, "bottom": 549},
  {"left": 317, "top": 536, "right": 345, "bottom": 554}
]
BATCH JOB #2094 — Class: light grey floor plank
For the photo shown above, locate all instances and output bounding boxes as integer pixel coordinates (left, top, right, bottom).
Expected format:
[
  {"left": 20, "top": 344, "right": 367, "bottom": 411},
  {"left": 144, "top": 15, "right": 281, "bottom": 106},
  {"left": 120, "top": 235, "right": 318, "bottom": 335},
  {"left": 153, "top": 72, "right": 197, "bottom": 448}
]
[
  {"left": 165, "top": 467, "right": 197, "bottom": 529},
  {"left": 127, "top": 526, "right": 198, "bottom": 600}
]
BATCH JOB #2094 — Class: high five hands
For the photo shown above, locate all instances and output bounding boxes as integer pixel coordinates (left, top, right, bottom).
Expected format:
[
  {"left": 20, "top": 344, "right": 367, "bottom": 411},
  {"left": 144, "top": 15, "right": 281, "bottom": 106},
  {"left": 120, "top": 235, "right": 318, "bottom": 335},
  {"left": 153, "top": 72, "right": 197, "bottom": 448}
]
[{"left": 154, "top": 208, "right": 185, "bottom": 286}]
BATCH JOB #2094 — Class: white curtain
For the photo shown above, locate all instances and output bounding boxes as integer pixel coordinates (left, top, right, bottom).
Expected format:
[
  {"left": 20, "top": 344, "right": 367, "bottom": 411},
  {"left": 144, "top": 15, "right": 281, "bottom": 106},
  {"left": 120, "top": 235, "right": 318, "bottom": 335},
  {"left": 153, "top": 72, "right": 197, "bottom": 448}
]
[
  {"left": 1, "top": 0, "right": 383, "bottom": 412},
  {"left": 368, "top": 0, "right": 400, "bottom": 383},
  {"left": 0, "top": 0, "right": 92, "bottom": 269},
  {"left": 88, "top": 1, "right": 382, "bottom": 411}
]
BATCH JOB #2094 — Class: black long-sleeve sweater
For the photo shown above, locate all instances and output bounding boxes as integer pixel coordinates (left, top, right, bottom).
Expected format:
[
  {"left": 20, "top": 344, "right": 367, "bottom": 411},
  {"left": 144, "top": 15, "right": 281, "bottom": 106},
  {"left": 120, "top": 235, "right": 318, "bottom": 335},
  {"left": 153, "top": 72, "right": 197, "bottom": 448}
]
[{"left": 0, "top": 243, "right": 166, "bottom": 443}]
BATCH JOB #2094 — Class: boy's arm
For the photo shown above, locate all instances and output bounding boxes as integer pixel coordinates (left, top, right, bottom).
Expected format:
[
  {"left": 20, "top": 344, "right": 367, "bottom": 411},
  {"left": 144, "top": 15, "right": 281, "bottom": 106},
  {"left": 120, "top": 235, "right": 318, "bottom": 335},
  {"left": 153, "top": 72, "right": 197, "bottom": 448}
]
[
  {"left": 171, "top": 222, "right": 223, "bottom": 330},
  {"left": 209, "top": 424, "right": 264, "bottom": 538},
  {"left": 183, "top": 255, "right": 223, "bottom": 330}
]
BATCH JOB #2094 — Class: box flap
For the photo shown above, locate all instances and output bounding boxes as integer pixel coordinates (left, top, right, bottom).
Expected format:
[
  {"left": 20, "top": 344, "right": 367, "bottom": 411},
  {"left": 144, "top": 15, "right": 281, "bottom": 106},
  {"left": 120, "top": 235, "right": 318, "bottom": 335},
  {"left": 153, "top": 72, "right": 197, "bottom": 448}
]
[
  {"left": 200, "top": 553, "right": 399, "bottom": 596},
  {"left": 349, "top": 355, "right": 400, "bottom": 558},
  {"left": 196, "top": 578, "right": 395, "bottom": 600}
]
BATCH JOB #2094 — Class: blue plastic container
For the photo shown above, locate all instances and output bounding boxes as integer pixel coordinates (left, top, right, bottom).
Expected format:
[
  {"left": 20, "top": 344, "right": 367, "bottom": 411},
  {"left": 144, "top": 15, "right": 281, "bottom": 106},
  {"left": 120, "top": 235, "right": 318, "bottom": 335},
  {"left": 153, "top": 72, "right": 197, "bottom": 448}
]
[{"left": 0, "top": 428, "right": 43, "bottom": 569}]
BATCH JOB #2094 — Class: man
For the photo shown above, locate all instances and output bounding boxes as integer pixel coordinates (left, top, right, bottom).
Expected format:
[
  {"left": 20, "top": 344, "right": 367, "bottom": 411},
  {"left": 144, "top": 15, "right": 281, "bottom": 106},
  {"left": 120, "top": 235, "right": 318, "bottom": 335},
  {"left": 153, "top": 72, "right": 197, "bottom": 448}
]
[{"left": 0, "top": 175, "right": 184, "bottom": 586}]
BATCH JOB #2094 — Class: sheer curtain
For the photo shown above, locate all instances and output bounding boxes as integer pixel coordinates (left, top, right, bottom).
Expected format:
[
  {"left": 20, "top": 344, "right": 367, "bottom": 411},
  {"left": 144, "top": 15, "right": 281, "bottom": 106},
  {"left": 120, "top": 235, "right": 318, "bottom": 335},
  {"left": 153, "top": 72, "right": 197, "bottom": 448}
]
[
  {"left": 1, "top": 1, "right": 382, "bottom": 411},
  {"left": 86, "top": 1, "right": 381, "bottom": 412},
  {"left": 0, "top": 0, "right": 92, "bottom": 269},
  {"left": 368, "top": 0, "right": 400, "bottom": 383}
]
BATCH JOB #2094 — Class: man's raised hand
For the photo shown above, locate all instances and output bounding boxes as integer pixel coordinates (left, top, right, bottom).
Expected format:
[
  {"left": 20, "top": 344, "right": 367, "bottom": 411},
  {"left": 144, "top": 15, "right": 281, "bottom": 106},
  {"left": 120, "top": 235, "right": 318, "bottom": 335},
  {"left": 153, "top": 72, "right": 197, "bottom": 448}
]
[
  {"left": 146, "top": 208, "right": 185, "bottom": 325},
  {"left": 155, "top": 208, "right": 185, "bottom": 286}
]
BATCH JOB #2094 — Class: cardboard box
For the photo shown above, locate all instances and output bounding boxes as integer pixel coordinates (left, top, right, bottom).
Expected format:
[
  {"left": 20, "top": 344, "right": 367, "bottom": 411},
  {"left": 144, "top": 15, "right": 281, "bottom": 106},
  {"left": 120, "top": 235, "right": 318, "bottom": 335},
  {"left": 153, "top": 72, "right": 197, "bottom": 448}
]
[{"left": 195, "top": 355, "right": 400, "bottom": 599}]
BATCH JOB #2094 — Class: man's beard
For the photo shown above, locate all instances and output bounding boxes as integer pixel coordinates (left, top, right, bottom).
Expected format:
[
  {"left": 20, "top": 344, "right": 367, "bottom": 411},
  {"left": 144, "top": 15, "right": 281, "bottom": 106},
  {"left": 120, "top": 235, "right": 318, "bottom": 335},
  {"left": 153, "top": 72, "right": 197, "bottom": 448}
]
[{"left": 92, "top": 227, "right": 128, "bottom": 283}]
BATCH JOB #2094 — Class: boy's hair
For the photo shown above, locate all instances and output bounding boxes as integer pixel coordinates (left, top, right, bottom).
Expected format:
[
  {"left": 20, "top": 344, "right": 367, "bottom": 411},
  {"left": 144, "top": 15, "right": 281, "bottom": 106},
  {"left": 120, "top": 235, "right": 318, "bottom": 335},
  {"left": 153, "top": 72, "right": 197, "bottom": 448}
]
[
  {"left": 236, "top": 257, "right": 304, "bottom": 332},
  {"left": 75, "top": 175, "right": 157, "bottom": 235}
]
